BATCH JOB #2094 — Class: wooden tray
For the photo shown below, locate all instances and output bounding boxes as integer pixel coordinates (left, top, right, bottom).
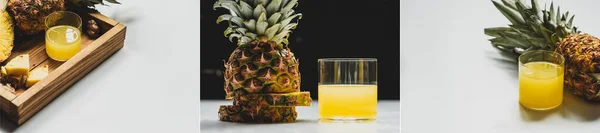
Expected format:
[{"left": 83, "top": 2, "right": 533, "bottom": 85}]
[{"left": 0, "top": 12, "right": 126, "bottom": 125}]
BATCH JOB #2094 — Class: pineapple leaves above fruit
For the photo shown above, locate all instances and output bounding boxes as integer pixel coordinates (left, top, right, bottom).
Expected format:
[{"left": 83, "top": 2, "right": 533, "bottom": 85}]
[
  {"left": 485, "top": 0, "right": 600, "bottom": 101},
  {"left": 214, "top": 0, "right": 302, "bottom": 46},
  {"left": 69, "top": 0, "right": 121, "bottom": 8},
  {"left": 485, "top": 0, "right": 578, "bottom": 56}
]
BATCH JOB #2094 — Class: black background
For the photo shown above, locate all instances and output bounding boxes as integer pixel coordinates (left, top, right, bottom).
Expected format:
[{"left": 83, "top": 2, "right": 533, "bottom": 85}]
[{"left": 201, "top": 0, "right": 399, "bottom": 100}]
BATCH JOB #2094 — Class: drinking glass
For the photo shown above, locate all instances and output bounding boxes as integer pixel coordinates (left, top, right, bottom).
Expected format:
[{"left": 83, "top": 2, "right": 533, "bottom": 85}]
[
  {"left": 318, "top": 58, "right": 378, "bottom": 122},
  {"left": 45, "top": 11, "right": 82, "bottom": 61},
  {"left": 518, "top": 50, "right": 565, "bottom": 110}
]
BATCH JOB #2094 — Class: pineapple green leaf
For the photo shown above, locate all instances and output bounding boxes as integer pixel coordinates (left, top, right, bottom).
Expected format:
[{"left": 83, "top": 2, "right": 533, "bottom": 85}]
[
  {"left": 271, "top": 30, "right": 290, "bottom": 42},
  {"left": 217, "top": 14, "right": 244, "bottom": 27},
  {"left": 282, "top": 23, "right": 298, "bottom": 31},
  {"left": 240, "top": 37, "right": 253, "bottom": 46},
  {"left": 549, "top": 3, "right": 555, "bottom": 23},
  {"left": 265, "top": 24, "right": 281, "bottom": 39},
  {"left": 281, "top": 9, "right": 295, "bottom": 19},
  {"left": 239, "top": 1, "right": 254, "bottom": 19},
  {"left": 492, "top": 1, "right": 525, "bottom": 25},
  {"left": 514, "top": 1, "right": 528, "bottom": 21},
  {"left": 256, "top": 21, "right": 269, "bottom": 35},
  {"left": 280, "top": 13, "right": 302, "bottom": 31},
  {"left": 514, "top": 0, "right": 530, "bottom": 11},
  {"left": 258, "top": 12, "right": 268, "bottom": 23},
  {"left": 281, "top": 0, "right": 298, "bottom": 14},
  {"left": 244, "top": 19, "right": 257, "bottom": 32},
  {"left": 498, "top": 32, "right": 531, "bottom": 48},
  {"left": 236, "top": 28, "right": 248, "bottom": 35},
  {"left": 245, "top": 32, "right": 258, "bottom": 39},
  {"left": 229, "top": 33, "right": 243, "bottom": 42},
  {"left": 501, "top": 0, "right": 518, "bottom": 10},
  {"left": 556, "top": 7, "right": 561, "bottom": 25},
  {"left": 568, "top": 15, "right": 574, "bottom": 27},
  {"left": 266, "top": 0, "right": 282, "bottom": 16},
  {"left": 282, "top": 38, "right": 289, "bottom": 45},
  {"left": 490, "top": 38, "right": 520, "bottom": 48},
  {"left": 254, "top": 0, "right": 270, "bottom": 7},
  {"left": 254, "top": 4, "right": 267, "bottom": 19},
  {"left": 484, "top": 27, "right": 513, "bottom": 37},
  {"left": 268, "top": 13, "right": 282, "bottom": 26},
  {"left": 214, "top": 0, "right": 242, "bottom": 17},
  {"left": 104, "top": 0, "right": 121, "bottom": 4},
  {"left": 531, "top": 0, "right": 541, "bottom": 20},
  {"left": 224, "top": 27, "right": 235, "bottom": 37}
]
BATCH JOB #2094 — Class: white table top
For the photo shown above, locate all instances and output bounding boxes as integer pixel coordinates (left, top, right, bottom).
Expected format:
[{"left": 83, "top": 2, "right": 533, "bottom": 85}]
[
  {"left": 0, "top": 0, "right": 200, "bottom": 132},
  {"left": 200, "top": 100, "right": 400, "bottom": 133},
  {"left": 401, "top": 0, "right": 600, "bottom": 132}
]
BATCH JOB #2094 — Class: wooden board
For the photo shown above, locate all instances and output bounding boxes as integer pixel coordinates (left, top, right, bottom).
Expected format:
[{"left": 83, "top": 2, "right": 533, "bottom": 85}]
[{"left": 0, "top": 12, "right": 126, "bottom": 125}]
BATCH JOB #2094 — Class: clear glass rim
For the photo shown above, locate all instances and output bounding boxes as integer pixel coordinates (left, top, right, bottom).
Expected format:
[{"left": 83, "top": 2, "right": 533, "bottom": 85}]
[
  {"left": 45, "top": 11, "right": 82, "bottom": 29},
  {"left": 518, "top": 50, "right": 565, "bottom": 67},
  {"left": 318, "top": 58, "right": 377, "bottom": 62}
]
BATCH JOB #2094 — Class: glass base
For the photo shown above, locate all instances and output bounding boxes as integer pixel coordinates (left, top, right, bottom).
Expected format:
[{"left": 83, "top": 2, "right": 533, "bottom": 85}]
[
  {"left": 519, "top": 101, "right": 561, "bottom": 111},
  {"left": 320, "top": 117, "right": 376, "bottom": 123},
  {"left": 48, "top": 56, "right": 68, "bottom": 62}
]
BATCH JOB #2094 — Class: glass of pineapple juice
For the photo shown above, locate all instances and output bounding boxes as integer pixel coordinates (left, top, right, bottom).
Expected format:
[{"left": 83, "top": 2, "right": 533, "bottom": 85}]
[
  {"left": 318, "top": 58, "right": 377, "bottom": 122},
  {"left": 44, "top": 11, "right": 82, "bottom": 62},
  {"left": 519, "top": 50, "right": 565, "bottom": 110}
]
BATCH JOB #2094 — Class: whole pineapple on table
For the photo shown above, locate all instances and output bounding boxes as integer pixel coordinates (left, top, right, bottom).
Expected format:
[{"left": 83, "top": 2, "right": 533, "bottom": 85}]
[
  {"left": 214, "top": 0, "right": 312, "bottom": 123},
  {"left": 485, "top": 0, "right": 600, "bottom": 100}
]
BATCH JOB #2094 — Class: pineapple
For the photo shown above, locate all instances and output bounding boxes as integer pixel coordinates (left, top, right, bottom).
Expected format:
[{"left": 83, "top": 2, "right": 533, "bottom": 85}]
[
  {"left": 0, "top": 0, "right": 12, "bottom": 62},
  {"left": 7, "top": 0, "right": 66, "bottom": 35},
  {"left": 4, "top": 54, "right": 29, "bottom": 76},
  {"left": 214, "top": 0, "right": 303, "bottom": 99},
  {"left": 218, "top": 105, "right": 297, "bottom": 123},
  {"left": 233, "top": 89, "right": 311, "bottom": 106},
  {"left": 26, "top": 65, "right": 48, "bottom": 87},
  {"left": 485, "top": 0, "right": 600, "bottom": 100},
  {"left": 6, "top": 0, "right": 121, "bottom": 35}
]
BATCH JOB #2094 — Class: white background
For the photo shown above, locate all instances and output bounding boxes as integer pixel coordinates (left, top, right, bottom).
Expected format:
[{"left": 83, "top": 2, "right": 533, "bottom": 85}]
[
  {"left": 401, "top": 0, "right": 600, "bottom": 132},
  {"left": 0, "top": 0, "right": 200, "bottom": 132}
]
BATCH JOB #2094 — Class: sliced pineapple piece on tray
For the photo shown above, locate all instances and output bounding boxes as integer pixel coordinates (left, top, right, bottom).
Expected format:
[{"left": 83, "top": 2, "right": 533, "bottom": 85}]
[
  {"left": 26, "top": 65, "right": 48, "bottom": 87},
  {"left": 4, "top": 54, "right": 29, "bottom": 76},
  {"left": 218, "top": 105, "right": 297, "bottom": 123}
]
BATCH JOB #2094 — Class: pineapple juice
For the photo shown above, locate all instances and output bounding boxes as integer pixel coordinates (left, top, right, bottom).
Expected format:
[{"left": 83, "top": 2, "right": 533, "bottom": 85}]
[
  {"left": 319, "top": 84, "right": 377, "bottom": 121},
  {"left": 45, "top": 25, "right": 81, "bottom": 61},
  {"left": 519, "top": 61, "right": 564, "bottom": 110}
]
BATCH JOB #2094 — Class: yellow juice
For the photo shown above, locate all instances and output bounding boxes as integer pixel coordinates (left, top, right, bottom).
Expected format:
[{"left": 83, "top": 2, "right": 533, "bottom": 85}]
[
  {"left": 319, "top": 84, "right": 377, "bottom": 121},
  {"left": 519, "top": 61, "right": 564, "bottom": 110},
  {"left": 45, "top": 25, "right": 81, "bottom": 61}
]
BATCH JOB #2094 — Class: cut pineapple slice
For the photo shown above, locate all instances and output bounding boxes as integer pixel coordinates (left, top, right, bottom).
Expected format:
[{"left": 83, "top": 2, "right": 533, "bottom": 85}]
[
  {"left": 0, "top": 0, "right": 13, "bottom": 62},
  {"left": 26, "top": 65, "right": 48, "bottom": 87},
  {"left": 5, "top": 54, "right": 29, "bottom": 76}
]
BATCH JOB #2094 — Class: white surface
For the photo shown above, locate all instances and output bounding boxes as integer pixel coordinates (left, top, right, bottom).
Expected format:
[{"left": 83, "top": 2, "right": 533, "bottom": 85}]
[
  {"left": 401, "top": 0, "right": 600, "bottom": 132},
  {"left": 200, "top": 100, "right": 400, "bottom": 133},
  {"left": 0, "top": 0, "right": 200, "bottom": 132}
]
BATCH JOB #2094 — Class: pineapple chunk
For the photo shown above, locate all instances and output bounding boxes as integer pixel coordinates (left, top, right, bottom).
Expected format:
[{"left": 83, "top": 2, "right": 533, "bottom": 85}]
[
  {"left": 26, "top": 65, "right": 48, "bottom": 87},
  {"left": 5, "top": 54, "right": 28, "bottom": 76}
]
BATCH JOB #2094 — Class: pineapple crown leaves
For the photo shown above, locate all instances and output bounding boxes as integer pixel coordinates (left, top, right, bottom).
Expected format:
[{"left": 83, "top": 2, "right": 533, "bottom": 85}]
[
  {"left": 68, "top": 0, "right": 121, "bottom": 8},
  {"left": 484, "top": 0, "right": 579, "bottom": 56},
  {"left": 214, "top": 0, "right": 302, "bottom": 47}
]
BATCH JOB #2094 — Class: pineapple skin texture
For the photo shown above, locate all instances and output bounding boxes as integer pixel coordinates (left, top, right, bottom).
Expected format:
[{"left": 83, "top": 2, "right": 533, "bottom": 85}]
[
  {"left": 556, "top": 34, "right": 600, "bottom": 100},
  {"left": 0, "top": 10, "right": 13, "bottom": 62},
  {"left": 7, "top": 0, "right": 65, "bottom": 35},
  {"left": 233, "top": 89, "right": 311, "bottom": 106},
  {"left": 223, "top": 41, "right": 301, "bottom": 99},
  {"left": 218, "top": 105, "right": 297, "bottom": 123}
]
